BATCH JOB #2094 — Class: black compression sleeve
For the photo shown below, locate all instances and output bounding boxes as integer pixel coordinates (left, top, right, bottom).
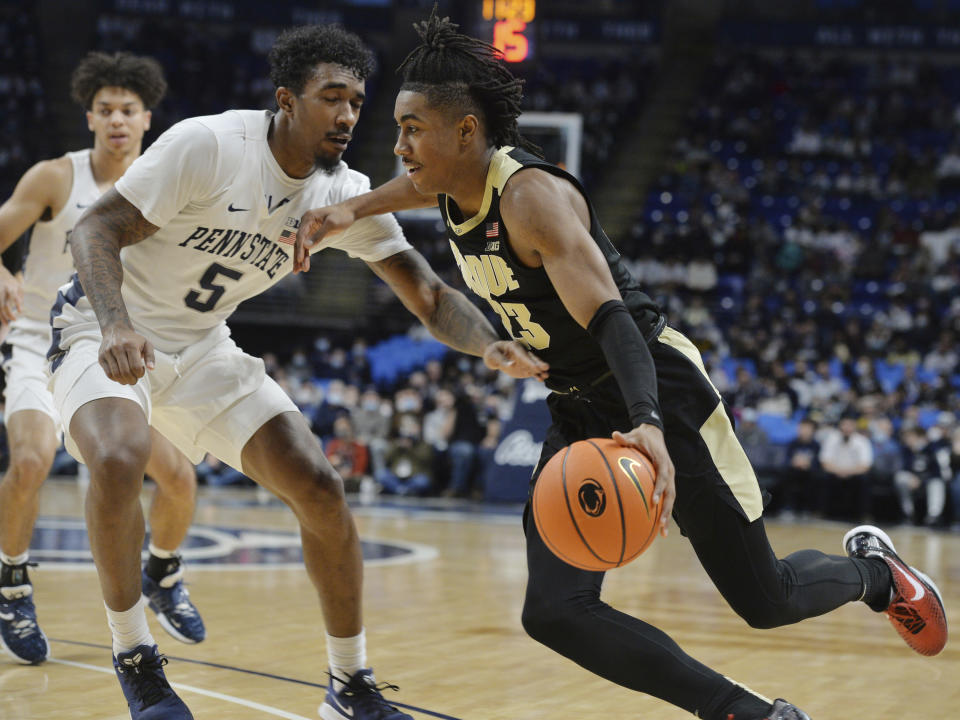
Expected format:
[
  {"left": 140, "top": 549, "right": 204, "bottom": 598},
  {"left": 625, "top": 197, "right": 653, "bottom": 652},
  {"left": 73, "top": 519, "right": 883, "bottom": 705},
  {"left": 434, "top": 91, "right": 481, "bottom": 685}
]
[
  {"left": 2, "top": 233, "right": 27, "bottom": 274},
  {"left": 587, "top": 299, "right": 663, "bottom": 430}
]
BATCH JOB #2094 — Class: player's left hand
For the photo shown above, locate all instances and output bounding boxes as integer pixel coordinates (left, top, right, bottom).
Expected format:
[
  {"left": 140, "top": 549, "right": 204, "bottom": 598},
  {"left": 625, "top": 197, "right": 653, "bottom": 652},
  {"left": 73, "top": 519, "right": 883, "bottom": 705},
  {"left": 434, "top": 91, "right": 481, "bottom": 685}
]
[
  {"left": 612, "top": 424, "right": 675, "bottom": 537},
  {"left": 293, "top": 204, "right": 356, "bottom": 274},
  {"left": 483, "top": 340, "right": 549, "bottom": 381}
]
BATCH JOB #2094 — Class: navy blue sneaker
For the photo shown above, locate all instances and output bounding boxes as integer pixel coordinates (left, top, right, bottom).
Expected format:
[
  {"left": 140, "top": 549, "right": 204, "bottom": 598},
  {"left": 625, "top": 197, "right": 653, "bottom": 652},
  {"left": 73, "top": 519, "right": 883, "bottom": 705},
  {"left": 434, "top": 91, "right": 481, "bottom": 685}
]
[
  {"left": 142, "top": 566, "right": 205, "bottom": 644},
  {"left": 113, "top": 644, "right": 193, "bottom": 719},
  {"left": 0, "top": 583, "right": 49, "bottom": 665},
  {"left": 319, "top": 669, "right": 413, "bottom": 720}
]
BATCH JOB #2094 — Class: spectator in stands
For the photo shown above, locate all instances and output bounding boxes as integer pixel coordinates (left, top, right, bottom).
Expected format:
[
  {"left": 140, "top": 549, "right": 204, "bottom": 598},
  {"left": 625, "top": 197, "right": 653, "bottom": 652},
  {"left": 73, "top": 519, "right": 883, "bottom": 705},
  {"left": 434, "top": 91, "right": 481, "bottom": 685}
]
[
  {"left": 780, "top": 418, "right": 821, "bottom": 516},
  {"left": 845, "top": 355, "right": 883, "bottom": 397},
  {"left": 376, "top": 414, "right": 432, "bottom": 497},
  {"left": 350, "top": 388, "right": 391, "bottom": 471},
  {"left": 444, "top": 391, "right": 485, "bottom": 498},
  {"left": 726, "top": 367, "right": 764, "bottom": 410},
  {"left": 735, "top": 408, "right": 779, "bottom": 488},
  {"left": 818, "top": 415, "right": 874, "bottom": 519},
  {"left": 949, "top": 426, "right": 960, "bottom": 529},
  {"left": 423, "top": 387, "right": 455, "bottom": 451},
  {"left": 473, "top": 417, "right": 504, "bottom": 500},
  {"left": 196, "top": 453, "right": 250, "bottom": 487},
  {"left": 867, "top": 415, "right": 903, "bottom": 517},
  {"left": 393, "top": 385, "right": 423, "bottom": 416},
  {"left": 809, "top": 360, "right": 846, "bottom": 409},
  {"left": 348, "top": 338, "right": 373, "bottom": 387},
  {"left": 894, "top": 426, "right": 940, "bottom": 524},
  {"left": 325, "top": 415, "right": 370, "bottom": 494},
  {"left": 925, "top": 413, "right": 957, "bottom": 525},
  {"left": 923, "top": 332, "right": 958, "bottom": 375},
  {"left": 310, "top": 379, "right": 349, "bottom": 439}
]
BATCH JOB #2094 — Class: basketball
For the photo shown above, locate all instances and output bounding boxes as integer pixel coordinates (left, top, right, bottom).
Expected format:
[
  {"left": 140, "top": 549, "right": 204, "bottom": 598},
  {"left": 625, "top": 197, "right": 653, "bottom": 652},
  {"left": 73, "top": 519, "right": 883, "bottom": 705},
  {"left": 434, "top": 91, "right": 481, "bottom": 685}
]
[{"left": 532, "top": 438, "right": 663, "bottom": 572}]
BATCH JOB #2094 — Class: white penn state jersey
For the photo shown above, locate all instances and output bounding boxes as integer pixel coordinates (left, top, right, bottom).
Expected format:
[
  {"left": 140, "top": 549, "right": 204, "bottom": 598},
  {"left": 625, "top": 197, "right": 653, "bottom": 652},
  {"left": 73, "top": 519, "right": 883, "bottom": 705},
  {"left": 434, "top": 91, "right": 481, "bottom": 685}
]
[
  {"left": 91, "top": 109, "right": 408, "bottom": 353},
  {"left": 17, "top": 150, "right": 100, "bottom": 328}
]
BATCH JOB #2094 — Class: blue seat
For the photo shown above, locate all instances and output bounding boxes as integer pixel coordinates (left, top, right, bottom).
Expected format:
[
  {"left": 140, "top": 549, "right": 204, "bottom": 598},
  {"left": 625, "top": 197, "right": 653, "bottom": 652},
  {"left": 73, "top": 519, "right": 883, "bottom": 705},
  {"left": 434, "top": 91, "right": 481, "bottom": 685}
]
[{"left": 757, "top": 414, "right": 798, "bottom": 445}]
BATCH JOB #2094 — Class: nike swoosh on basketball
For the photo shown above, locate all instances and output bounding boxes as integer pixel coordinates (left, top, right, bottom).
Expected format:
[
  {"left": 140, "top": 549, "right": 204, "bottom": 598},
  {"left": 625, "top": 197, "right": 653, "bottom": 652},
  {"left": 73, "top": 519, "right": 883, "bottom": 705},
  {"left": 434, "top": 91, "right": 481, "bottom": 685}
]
[
  {"left": 895, "top": 565, "right": 926, "bottom": 602},
  {"left": 227, "top": 203, "right": 249, "bottom": 212}
]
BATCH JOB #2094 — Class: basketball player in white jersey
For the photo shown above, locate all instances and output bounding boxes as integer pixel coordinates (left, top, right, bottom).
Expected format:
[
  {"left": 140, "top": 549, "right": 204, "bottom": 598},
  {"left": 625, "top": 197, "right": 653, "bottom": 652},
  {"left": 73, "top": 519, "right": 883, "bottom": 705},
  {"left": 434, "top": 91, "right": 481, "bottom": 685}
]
[
  {"left": 0, "top": 52, "right": 206, "bottom": 667},
  {"left": 49, "top": 25, "right": 546, "bottom": 720}
]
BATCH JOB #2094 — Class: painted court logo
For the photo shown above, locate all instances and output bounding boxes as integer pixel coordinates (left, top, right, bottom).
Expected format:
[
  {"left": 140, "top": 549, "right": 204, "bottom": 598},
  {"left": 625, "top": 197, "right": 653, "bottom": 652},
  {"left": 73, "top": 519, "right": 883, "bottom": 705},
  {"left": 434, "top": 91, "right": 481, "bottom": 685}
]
[{"left": 27, "top": 519, "right": 435, "bottom": 569}]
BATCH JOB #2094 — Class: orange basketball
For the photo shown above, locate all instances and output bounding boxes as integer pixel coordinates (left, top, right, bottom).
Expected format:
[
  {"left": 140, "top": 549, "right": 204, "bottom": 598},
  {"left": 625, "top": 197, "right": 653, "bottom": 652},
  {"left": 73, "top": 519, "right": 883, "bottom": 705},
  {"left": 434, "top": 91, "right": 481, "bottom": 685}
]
[{"left": 532, "top": 438, "right": 663, "bottom": 572}]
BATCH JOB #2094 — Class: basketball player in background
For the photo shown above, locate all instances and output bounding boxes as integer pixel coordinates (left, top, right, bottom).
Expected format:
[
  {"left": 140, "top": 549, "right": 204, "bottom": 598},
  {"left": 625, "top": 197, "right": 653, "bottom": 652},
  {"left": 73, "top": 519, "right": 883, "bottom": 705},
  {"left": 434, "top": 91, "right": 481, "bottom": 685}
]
[
  {"left": 0, "top": 52, "right": 206, "bottom": 667},
  {"left": 293, "top": 11, "right": 947, "bottom": 720},
  {"left": 51, "top": 25, "right": 543, "bottom": 720}
]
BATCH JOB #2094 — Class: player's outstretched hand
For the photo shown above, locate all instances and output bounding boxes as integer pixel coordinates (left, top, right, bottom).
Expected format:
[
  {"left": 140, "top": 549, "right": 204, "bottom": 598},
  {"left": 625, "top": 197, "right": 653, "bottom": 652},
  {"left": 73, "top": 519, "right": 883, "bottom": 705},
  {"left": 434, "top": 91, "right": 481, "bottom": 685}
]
[
  {"left": 294, "top": 204, "right": 356, "bottom": 274},
  {"left": 483, "top": 340, "right": 550, "bottom": 381},
  {"left": 0, "top": 266, "right": 23, "bottom": 323},
  {"left": 100, "top": 324, "right": 155, "bottom": 386},
  {"left": 612, "top": 424, "right": 675, "bottom": 537}
]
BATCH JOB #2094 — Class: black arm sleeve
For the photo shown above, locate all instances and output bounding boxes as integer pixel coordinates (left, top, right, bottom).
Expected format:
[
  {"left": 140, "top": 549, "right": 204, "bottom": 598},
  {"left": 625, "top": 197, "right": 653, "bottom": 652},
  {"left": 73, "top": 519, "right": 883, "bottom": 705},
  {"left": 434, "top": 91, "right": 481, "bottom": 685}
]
[
  {"left": 2, "top": 232, "right": 27, "bottom": 274},
  {"left": 587, "top": 299, "right": 663, "bottom": 430}
]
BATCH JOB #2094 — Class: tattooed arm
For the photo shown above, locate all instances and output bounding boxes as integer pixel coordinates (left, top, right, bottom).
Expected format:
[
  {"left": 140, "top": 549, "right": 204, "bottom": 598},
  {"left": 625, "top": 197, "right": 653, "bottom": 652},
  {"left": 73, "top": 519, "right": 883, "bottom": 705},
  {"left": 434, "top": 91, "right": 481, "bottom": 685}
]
[
  {"left": 367, "top": 249, "right": 548, "bottom": 380},
  {"left": 71, "top": 188, "right": 160, "bottom": 385}
]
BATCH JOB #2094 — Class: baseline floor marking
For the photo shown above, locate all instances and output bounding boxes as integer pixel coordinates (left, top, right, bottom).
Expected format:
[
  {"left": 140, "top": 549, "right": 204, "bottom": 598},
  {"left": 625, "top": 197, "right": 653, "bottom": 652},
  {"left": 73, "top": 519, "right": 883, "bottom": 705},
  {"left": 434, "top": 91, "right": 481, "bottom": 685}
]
[
  {"left": 47, "top": 657, "right": 314, "bottom": 720},
  {"left": 50, "top": 638, "right": 464, "bottom": 720}
]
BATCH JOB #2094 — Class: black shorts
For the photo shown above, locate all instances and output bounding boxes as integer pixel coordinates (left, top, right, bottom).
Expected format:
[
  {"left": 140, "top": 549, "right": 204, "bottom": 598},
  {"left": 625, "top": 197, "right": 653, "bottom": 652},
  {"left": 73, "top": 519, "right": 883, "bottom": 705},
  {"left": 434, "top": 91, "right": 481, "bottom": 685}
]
[{"left": 531, "top": 326, "right": 764, "bottom": 528}]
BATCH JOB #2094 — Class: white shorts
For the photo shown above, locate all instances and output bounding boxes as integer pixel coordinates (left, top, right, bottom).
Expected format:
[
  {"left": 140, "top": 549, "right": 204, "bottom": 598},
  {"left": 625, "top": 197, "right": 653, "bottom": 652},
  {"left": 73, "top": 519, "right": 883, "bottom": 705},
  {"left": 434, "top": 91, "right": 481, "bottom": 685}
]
[
  {"left": 49, "top": 321, "right": 297, "bottom": 472},
  {"left": 2, "top": 318, "right": 60, "bottom": 425}
]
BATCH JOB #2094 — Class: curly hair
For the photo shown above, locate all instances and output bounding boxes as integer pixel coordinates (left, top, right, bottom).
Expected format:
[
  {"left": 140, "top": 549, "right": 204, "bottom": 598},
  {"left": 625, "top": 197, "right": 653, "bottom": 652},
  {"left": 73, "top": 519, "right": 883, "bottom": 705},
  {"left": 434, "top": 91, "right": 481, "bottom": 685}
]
[
  {"left": 397, "top": 7, "right": 542, "bottom": 156},
  {"left": 70, "top": 51, "right": 167, "bottom": 110},
  {"left": 269, "top": 25, "right": 375, "bottom": 94}
]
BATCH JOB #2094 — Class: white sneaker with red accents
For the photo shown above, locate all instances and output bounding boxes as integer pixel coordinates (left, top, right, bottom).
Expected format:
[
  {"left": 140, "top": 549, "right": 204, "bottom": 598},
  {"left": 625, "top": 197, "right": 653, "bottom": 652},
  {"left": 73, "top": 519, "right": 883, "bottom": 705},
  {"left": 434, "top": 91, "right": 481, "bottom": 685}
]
[{"left": 842, "top": 524, "right": 948, "bottom": 656}]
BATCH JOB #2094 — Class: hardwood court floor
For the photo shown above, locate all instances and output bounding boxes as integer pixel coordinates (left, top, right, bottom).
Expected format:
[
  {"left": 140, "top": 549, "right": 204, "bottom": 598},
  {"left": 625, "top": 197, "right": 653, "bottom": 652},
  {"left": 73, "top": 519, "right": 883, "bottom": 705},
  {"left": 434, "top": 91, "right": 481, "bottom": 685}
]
[{"left": 2, "top": 479, "right": 958, "bottom": 719}]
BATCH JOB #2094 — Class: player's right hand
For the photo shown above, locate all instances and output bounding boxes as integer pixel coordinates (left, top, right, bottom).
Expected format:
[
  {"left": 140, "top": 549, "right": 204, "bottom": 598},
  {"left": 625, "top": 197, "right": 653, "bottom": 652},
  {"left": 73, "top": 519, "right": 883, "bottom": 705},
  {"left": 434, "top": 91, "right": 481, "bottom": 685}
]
[
  {"left": 0, "top": 266, "right": 23, "bottom": 323},
  {"left": 293, "top": 204, "right": 356, "bottom": 274},
  {"left": 99, "top": 324, "right": 155, "bottom": 385}
]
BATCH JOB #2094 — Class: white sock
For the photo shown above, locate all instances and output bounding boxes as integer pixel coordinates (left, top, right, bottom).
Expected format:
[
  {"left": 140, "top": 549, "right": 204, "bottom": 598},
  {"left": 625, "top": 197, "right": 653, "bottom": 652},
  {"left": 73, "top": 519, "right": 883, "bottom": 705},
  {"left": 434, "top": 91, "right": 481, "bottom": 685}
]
[
  {"left": 105, "top": 598, "right": 155, "bottom": 656},
  {"left": 327, "top": 628, "right": 367, "bottom": 689},
  {"left": 148, "top": 543, "right": 178, "bottom": 559},
  {"left": 1, "top": 551, "right": 30, "bottom": 567}
]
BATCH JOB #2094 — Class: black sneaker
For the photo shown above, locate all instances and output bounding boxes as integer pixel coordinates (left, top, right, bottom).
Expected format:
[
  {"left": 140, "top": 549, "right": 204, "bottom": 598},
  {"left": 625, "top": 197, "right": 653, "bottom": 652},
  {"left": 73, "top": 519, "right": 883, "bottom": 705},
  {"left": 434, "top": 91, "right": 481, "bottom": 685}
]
[
  {"left": 764, "top": 699, "right": 811, "bottom": 719},
  {"left": 319, "top": 668, "right": 413, "bottom": 720},
  {"left": 0, "top": 572, "right": 49, "bottom": 665},
  {"left": 142, "top": 565, "right": 205, "bottom": 644},
  {"left": 113, "top": 644, "right": 193, "bottom": 719}
]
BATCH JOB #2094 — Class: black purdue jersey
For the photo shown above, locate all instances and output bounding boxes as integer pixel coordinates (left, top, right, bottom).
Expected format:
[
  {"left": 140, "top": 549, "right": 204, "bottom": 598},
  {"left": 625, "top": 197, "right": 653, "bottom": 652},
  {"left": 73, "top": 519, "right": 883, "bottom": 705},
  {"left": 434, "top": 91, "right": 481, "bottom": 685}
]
[{"left": 438, "top": 146, "right": 664, "bottom": 392}]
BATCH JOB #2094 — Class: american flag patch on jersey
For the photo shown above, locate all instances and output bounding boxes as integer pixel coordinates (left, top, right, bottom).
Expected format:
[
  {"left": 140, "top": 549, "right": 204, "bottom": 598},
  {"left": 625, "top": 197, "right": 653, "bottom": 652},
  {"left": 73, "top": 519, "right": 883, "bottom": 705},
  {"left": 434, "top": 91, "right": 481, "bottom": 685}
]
[
  {"left": 485, "top": 222, "right": 499, "bottom": 238},
  {"left": 278, "top": 216, "right": 299, "bottom": 245},
  {"left": 278, "top": 227, "right": 296, "bottom": 246}
]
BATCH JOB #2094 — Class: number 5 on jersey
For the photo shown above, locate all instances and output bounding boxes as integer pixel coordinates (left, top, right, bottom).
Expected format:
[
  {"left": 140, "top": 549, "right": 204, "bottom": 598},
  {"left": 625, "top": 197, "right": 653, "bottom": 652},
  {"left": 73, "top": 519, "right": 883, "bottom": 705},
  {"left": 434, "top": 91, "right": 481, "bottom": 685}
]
[{"left": 184, "top": 262, "right": 243, "bottom": 312}]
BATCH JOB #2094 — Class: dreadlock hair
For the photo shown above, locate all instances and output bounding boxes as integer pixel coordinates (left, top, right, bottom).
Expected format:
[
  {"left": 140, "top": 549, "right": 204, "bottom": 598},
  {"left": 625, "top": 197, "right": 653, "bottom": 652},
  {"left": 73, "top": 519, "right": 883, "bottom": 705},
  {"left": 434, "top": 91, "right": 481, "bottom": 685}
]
[
  {"left": 70, "top": 51, "right": 167, "bottom": 110},
  {"left": 269, "top": 25, "right": 375, "bottom": 95},
  {"left": 397, "top": 7, "right": 542, "bottom": 157}
]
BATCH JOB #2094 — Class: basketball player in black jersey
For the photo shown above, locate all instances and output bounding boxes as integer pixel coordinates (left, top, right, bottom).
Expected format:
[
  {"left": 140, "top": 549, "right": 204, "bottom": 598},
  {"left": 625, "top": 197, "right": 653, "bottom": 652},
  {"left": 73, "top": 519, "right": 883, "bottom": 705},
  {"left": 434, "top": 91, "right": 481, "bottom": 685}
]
[{"left": 293, "top": 11, "right": 948, "bottom": 720}]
